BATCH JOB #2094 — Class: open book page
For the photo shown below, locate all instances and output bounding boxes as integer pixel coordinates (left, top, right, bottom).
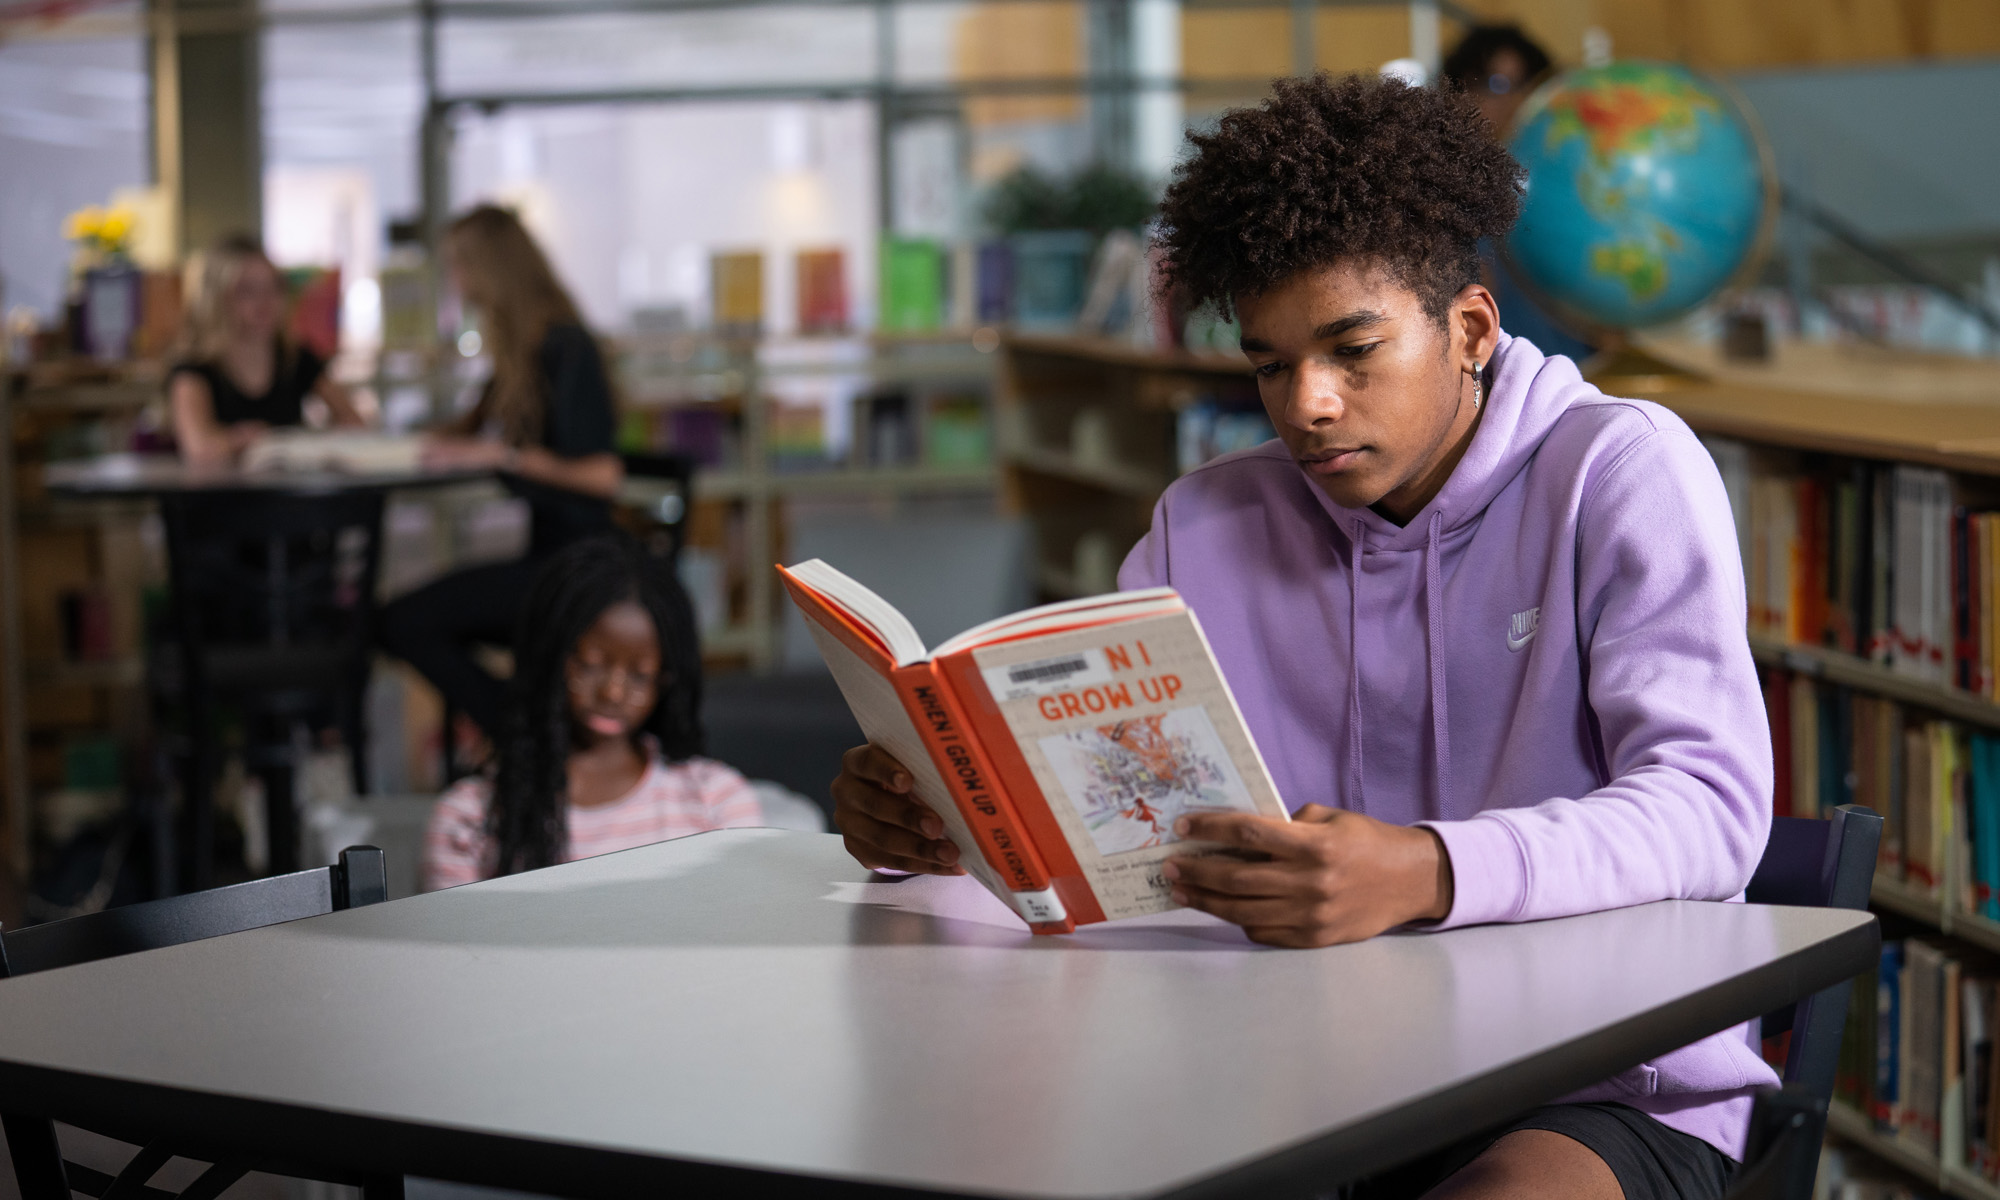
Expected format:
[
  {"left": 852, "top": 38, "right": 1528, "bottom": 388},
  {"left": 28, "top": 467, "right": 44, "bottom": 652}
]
[
  {"left": 242, "top": 431, "right": 424, "bottom": 475},
  {"left": 786, "top": 559, "right": 929, "bottom": 666},
  {"left": 796, "top": 618, "right": 1015, "bottom": 907},
  {"left": 964, "top": 609, "right": 1289, "bottom": 920},
  {"left": 932, "top": 587, "right": 1183, "bottom": 657}
]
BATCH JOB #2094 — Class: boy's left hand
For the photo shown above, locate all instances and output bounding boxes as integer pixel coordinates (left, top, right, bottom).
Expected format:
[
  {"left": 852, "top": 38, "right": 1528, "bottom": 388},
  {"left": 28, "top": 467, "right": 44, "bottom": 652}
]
[{"left": 1163, "top": 805, "right": 1454, "bottom": 948}]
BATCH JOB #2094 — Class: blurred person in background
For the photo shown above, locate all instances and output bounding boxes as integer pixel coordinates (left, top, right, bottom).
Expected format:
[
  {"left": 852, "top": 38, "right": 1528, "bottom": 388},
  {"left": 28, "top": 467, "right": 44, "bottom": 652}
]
[
  {"left": 168, "top": 234, "right": 365, "bottom": 466},
  {"left": 1440, "top": 25, "right": 1597, "bottom": 364},
  {"left": 380, "top": 204, "right": 624, "bottom": 750},
  {"left": 1439, "top": 23, "right": 1551, "bottom": 134}
]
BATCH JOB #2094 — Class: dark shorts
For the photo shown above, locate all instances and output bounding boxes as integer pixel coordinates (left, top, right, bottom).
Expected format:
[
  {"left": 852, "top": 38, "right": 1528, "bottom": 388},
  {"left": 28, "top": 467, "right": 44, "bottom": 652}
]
[{"left": 1345, "top": 1102, "right": 1737, "bottom": 1200}]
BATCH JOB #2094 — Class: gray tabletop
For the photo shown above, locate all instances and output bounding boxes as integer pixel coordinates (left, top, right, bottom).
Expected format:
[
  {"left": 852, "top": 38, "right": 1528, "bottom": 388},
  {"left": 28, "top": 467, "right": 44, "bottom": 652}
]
[
  {"left": 41, "top": 453, "right": 486, "bottom": 497},
  {"left": 0, "top": 829, "right": 1877, "bottom": 1200}
]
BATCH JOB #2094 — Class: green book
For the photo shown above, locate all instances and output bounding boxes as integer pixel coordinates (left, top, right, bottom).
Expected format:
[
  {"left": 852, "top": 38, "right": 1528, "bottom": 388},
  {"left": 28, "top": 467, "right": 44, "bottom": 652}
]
[{"left": 880, "top": 239, "right": 945, "bottom": 333}]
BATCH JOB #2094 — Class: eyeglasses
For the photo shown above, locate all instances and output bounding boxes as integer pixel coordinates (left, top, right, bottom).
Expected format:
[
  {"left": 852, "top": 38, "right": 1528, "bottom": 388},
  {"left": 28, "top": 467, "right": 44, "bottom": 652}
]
[{"left": 567, "top": 661, "right": 666, "bottom": 693}]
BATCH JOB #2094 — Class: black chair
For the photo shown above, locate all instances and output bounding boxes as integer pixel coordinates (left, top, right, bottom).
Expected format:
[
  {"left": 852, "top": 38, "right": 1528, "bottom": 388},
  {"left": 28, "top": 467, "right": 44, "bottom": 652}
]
[
  {"left": 617, "top": 451, "right": 696, "bottom": 565},
  {"left": 0, "top": 846, "right": 399, "bottom": 1200},
  {"left": 1722, "top": 1084, "right": 1827, "bottom": 1200},
  {"left": 154, "top": 491, "right": 388, "bottom": 888},
  {"left": 1737, "top": 803, "right": 1883, "bottom": 1200}
]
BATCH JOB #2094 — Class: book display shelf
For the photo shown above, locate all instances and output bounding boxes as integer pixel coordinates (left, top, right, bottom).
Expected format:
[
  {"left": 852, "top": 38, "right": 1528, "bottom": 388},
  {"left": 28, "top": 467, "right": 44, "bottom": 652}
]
[
  {"left": 1599, "top": 339, "right": 2000, "bottom": 1200},
  {"left": 614, "top": 332, "right": 1003, "bottom": 669},
  {"left": 993, "top": 334, "right": 1265, "bottom": 600},
  {"left": 0, "top": 361, "right": 165, "bottom": 877}
]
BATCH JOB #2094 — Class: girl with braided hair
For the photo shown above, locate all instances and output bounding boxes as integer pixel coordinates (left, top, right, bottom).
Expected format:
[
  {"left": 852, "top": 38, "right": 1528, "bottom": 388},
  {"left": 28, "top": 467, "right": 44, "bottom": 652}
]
[{"left": 422, "top": 533, "right": 760, "bottom": 888}]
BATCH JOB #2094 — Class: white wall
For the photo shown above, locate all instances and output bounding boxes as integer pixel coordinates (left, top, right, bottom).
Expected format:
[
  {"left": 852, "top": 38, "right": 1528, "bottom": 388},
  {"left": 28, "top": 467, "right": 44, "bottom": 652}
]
[
  {"left": 452, "top": 101, "right": 878, "bottom": 336},
  {"left": 1733, "top": 59, "right": 2000, "bottom": 240},
  {"left": 0, "top": 34, "right": 148, "bottom": 323}
]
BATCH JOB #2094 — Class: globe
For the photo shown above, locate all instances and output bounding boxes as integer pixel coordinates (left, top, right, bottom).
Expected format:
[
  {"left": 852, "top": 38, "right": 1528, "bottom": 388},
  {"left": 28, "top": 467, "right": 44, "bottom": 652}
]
[{"left": 1503, "top": 61, "right": 1769, "bottom": 330}]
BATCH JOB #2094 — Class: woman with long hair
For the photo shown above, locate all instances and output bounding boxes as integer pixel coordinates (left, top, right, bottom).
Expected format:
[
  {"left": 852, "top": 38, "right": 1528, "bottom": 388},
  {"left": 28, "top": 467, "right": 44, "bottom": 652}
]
[
  {"left": 381, "top": 204, "right": 625, "bottom": 743},
  {"left": 421, "top": 534, "right": 760, "bottom": 888},
  {"left": 168, "top": 234, "right": 364, "bottom": 465}
]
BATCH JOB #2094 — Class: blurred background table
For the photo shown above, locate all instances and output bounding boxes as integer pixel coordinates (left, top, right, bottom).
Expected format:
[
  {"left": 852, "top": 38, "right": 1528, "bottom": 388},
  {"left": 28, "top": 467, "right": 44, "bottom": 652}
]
[{"left": 33, "top": 453, "right": 489, "bottom": 890}]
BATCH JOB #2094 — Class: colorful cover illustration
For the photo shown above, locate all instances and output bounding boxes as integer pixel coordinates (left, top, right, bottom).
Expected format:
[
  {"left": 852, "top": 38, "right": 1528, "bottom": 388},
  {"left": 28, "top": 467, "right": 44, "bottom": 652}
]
[{"left": 1040, "top": 705, "right": 1257, "bottom": 855}]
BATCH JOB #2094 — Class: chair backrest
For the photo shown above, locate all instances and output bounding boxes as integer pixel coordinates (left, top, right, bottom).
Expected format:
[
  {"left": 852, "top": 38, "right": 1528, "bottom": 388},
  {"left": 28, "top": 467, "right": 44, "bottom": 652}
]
[
  {"left": 1744, "top": 804, "right": 1882, "bottom": 1099},
  {"left": 619, "top": 452, "right": 695, "bottom": 566},
  {"left": 1722, "top": 1085, "right": 1827, "bottom": 1200},
  {"left": 0, "top": 847, "right": 389, "bottom": 1200},
  {"left": 0, "top": 846, "right": 386, "bottom": 978}
]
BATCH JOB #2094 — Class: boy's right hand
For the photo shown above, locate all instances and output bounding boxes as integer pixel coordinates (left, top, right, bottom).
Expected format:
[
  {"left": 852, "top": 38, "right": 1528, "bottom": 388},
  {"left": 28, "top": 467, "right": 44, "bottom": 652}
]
[{"left": 831, "top": 744, "right": 965, "bottom": 876}]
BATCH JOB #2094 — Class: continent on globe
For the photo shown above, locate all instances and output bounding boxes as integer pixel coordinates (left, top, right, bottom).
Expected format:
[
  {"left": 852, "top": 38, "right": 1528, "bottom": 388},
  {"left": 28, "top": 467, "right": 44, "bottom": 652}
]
[{"left": 1503, "top": 62, "right": 1768, "bottom": 331}]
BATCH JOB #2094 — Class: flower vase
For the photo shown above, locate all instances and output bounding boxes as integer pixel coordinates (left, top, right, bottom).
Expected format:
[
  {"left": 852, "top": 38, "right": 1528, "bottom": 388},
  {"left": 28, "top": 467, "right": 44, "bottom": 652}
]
[{"left": 81, "top": 262, "right": 141, "bottom": 363}]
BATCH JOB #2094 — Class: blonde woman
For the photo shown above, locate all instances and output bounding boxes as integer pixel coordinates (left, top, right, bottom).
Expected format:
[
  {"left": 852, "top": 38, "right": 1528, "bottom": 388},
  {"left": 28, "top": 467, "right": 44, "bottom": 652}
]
[
  {"left": 381, "top": 205, "right": 624, "bottom": 742},
  {"left": 168, "top": 234, "right": 364, "bottom": 466}
]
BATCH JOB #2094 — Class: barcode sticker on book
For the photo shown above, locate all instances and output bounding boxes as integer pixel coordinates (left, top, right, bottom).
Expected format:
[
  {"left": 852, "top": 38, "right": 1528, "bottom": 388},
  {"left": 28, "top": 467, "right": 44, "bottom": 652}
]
[
  {"left": 1011, "top": 887, "right": 1068, "bottom": 924},
  {"left": 982, "top": 648, "right": 1114, "bottom": 701}
]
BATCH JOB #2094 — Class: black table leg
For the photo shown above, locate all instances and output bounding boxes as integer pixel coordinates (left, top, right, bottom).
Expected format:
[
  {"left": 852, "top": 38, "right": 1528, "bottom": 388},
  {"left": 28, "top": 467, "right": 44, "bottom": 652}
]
[{"left": 361, "top": 1174, "right": 406, "bottom": 1200}]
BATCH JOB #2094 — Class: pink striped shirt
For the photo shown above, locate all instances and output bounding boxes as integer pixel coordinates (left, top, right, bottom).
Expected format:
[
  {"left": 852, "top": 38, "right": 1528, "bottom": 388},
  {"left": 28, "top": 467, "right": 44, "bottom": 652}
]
[{"left": 422, "top": 756, "right": 764, "bottom": 891}]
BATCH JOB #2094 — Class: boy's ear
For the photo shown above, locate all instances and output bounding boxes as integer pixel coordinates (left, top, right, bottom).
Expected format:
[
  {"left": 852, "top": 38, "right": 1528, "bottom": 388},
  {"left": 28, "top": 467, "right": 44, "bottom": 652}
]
[{"left": 1454, "top": 283, "right": 1501, "bottom": 370}]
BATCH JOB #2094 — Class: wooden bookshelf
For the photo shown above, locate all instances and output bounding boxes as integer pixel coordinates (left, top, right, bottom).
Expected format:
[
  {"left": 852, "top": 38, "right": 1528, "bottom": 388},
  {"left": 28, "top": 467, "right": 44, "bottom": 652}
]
[
  {"left": 1869, "top": 874, "right": 2000, "bottom": 957},
  {"left": 994, "top": 333, "right": 1256, "bottom": 600},
  {"left": 1747, "top": 637, "right": 2000, "bottom": 733},
  {"left": 1617, "top": 340, "right": 2000, "bottom": 478},
  {"left": 0, "top": 364, "right": 166, "bottom": 877},
  {"left": 1828, "top": 1102, "right": 2000, "bottom": 1200},
  {"left": 1597, "top": 344, "right": 2000, "bottom": 1197},
  {"left": 616, "top": 333, "right": 1005, "bottom": 669}
]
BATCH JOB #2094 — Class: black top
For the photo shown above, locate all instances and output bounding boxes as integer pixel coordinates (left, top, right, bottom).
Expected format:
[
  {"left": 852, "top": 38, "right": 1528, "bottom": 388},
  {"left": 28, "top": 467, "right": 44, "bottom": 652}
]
[
  {"left": 503, "top": 323, "right": 616, "bottom": 556},
  {"left": 168, "top": 342, "right": 326, "bottom": 429}
]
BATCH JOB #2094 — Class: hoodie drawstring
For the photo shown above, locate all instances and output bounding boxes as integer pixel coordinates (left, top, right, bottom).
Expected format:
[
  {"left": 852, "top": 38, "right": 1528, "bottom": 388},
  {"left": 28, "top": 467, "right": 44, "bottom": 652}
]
[
  {"left": 1347, "top": 522, "right": 1366, "bottom": 814},
  {"left": 1346, "top": 514, "right": 1452, "bottom": 819},
  {"left": 1425, "top": 510, "right": 1451, "bottom": 819}
]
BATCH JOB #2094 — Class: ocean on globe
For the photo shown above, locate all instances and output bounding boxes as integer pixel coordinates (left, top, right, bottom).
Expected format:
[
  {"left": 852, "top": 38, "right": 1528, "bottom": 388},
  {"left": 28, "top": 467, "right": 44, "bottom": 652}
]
[{"left": 1503, "top": 61, "right": 1769, "bottom": 331}]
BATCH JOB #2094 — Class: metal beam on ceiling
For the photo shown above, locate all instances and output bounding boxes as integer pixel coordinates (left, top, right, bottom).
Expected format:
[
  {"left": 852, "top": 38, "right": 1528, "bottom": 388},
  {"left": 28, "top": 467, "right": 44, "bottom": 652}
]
[{"left": 3, "top": 0, "right": 1479, "bottom": 39}]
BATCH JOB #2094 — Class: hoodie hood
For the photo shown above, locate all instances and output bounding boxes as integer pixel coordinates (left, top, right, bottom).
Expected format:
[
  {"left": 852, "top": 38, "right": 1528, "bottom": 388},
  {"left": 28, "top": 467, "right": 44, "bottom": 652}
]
[
  {"left": 1313, "top": 332, "right": 1595, "bottom": 553},
  {"left": 1294, "top": 332, "right": 1593, "bottom": 819}
]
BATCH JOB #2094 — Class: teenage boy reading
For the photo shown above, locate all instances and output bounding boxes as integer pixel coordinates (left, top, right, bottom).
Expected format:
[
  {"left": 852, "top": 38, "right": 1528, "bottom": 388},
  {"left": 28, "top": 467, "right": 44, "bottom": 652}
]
[{"left": 830, "top": 77, "right": 1772, "bottom": 1200}]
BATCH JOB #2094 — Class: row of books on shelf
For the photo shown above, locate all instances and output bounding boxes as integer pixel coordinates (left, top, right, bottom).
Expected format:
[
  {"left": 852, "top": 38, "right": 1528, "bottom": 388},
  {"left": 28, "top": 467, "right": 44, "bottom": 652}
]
[
  {"left": 1707, "top": 438, "right": 1996, "bottom": 694},
  {"left": 613, "top": 388, "right": 991, "bottom": 474},
  {"left": 708, "top": 233, "right": 1167, "bottom": 341},
  {"left": 1838, "top": 938, "right": 2000, "bottom": 1185},
  {"left": 1175, "top": 402, "right": 1275, "bottom": 476},
  {"left": 1766, "top": 669, "right": 2000, "bottom": 913}
]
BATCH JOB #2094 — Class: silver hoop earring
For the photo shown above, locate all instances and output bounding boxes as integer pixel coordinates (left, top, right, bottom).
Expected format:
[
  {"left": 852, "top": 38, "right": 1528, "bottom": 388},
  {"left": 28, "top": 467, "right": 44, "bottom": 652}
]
[{"left": 1471, "top": 362, "right": 1484, "bottom": 411}]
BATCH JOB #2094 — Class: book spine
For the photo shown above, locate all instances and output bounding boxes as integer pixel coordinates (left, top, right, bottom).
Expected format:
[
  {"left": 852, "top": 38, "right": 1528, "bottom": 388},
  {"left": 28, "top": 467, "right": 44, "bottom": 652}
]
[
  {"left": 1877, "top": 941, "right": 1902, "bottom": 1132},
  {"left": 933, "top": 651, "right": 1109, "bottom": 928},
  {"left": 886, "top": 665, "right": 1075, "bottom": 934},
  {"left": 1959, "top": 507, "right": 1975, "bottom": 691},
  {"left": 1766, "top": 668, "right": 1793, "bottom": 819},
  {"left": 1948, "top": 957, "right": 1967, "bottom": 1169}
]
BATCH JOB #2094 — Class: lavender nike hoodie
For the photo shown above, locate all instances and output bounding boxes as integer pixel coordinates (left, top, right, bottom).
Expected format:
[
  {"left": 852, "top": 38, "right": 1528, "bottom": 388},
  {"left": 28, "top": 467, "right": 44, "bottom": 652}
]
[{"left": 1118, "top": 332, "right": 1777, "bottom": 1159}]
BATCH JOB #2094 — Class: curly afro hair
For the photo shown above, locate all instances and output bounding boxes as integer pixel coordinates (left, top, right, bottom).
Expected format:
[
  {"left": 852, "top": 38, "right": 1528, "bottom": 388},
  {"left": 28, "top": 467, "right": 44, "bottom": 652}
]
[{"left": 1157, "top": 74, "right": 1524, "bottom": 327}]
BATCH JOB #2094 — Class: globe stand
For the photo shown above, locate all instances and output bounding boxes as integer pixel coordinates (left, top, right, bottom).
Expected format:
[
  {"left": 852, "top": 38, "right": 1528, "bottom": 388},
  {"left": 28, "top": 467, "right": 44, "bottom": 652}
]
[{"left": 1580, "top": 335, "right": 1706, "bottom": 393}]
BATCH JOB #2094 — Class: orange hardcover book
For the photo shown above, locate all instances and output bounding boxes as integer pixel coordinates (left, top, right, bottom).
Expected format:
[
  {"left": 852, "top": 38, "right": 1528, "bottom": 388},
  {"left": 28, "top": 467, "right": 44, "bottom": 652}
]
[{"left": 778, "top": 559, "right": 1290, "bottom": 933}]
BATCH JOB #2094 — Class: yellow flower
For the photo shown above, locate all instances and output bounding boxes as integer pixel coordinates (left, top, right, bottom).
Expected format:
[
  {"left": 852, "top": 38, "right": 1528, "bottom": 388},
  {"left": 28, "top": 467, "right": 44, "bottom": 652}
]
[
  {"left": 98, "top": 206, "right": 134, "bottom": 247},
  {"left": 62, "top": 205, "right": 105, "bottom": 242}
]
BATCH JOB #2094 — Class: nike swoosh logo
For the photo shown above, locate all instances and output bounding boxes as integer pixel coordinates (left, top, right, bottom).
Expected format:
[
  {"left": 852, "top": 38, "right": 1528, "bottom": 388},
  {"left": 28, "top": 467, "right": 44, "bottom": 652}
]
[{"left": 1507, "top": 607, "right": 1540, "bottom": 652}]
